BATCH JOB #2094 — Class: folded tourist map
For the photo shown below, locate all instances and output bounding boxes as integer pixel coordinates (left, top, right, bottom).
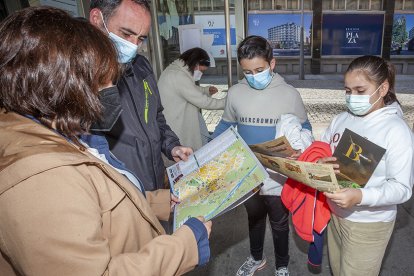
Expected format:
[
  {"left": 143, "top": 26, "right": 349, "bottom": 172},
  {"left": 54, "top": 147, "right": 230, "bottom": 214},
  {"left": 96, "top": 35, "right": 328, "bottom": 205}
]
[{"left": 167, "top": 127, "right": 268, "bottom": 231}]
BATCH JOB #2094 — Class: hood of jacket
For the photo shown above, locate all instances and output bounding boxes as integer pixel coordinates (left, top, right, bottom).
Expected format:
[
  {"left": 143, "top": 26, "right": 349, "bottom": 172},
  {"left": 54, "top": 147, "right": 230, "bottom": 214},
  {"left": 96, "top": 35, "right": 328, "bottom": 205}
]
[
  {"left": 0, "top": 109, "right": 166, "bottom": 230},
  {"left": 238, "top": 72, "right": 288, "bottom": 90},
  {"left": 0, "top": 110, "right": 93, "bottom": 195},
  {"left": 167, "top": 59, "right": 193, "bottom": 80}
]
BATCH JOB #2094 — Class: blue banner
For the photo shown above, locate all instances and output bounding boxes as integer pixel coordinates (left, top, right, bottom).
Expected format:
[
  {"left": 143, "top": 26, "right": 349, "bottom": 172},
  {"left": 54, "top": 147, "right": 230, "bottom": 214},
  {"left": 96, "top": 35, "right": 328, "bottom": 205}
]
[{"left": 322, "top": 14, "right": 384, "bottom": 56}]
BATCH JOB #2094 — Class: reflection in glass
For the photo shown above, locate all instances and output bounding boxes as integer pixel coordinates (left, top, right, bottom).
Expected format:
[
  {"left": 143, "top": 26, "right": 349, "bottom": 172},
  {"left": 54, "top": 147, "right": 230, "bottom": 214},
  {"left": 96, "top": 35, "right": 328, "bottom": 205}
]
[
  {"left": 394, "top": 0, "right": 403, "bottom": 10},
  {"left": 371, "top": 0, "right": 382, "bottom": 10},
  {"left": 249, "top": 0, "right": 261, "bottom": 10},
  {"left": 262, "top": 0, "right": 273, "bottom": 10},
  {"left": 358, "top": 0, "right": 369, "bottom": 10},
  {"left": 213, "top": 0, "right": 224, "bottom": 11},
  {"left": 275, "top": 0, "right": 285, "bottom": 10},
  {"left": 322, "top": 0, "right": 332, "bottom": 10},
  {"left": 304, "top": 0, "right": 312, "bottom": 10},
  {"left": 157, "top": 0, "right": 194, "bottom": 67},
  {"left": 287, "top": 0, "right": 299, "bottom": 9},
  {"left": 346, "top": 0, "right": 357, "bottom": 10},
  {"left": 199, "top": 0, "right": 212, "bottom": 11},
  {"left": 405, "top": 0, "right": 414, "bottom": 10},
  {"left": 334, "top": 0, "right": 346, "bottom": 9}
]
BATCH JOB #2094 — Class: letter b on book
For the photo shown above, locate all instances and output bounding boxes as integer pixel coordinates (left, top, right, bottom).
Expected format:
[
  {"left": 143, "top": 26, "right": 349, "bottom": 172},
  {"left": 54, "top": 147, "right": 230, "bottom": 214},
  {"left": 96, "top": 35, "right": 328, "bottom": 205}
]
[{"left": 345, "top": 142, "right": 363, "bottom": 161}]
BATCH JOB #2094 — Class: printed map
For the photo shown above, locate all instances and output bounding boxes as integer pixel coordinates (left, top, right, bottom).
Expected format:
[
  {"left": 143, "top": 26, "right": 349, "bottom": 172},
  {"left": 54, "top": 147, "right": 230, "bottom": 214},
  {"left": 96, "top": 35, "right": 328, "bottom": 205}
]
[{"left": 167, "top": 127, "right": 267, "bottom": 231}]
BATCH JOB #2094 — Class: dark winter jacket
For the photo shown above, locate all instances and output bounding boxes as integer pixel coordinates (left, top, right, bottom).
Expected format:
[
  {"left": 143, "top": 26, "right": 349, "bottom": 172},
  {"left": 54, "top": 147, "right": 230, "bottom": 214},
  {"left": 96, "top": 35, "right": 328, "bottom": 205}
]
[{"left": 104, "top": 55, "right": 181, "bottom": 191}]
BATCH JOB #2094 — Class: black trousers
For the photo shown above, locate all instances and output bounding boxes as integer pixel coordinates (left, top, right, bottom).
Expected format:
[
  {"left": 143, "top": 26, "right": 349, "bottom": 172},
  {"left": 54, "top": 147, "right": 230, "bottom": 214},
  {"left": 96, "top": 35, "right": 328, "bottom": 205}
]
[{"left": 244, "top": 192, "right": 290, "bottom": 269}]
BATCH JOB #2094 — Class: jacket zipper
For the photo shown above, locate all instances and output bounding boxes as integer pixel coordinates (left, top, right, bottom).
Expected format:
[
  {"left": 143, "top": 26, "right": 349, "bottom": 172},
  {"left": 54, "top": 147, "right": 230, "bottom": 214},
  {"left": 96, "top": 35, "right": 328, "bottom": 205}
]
[{"left": 122, "top": 77, "right": 158, "bottom": 189}]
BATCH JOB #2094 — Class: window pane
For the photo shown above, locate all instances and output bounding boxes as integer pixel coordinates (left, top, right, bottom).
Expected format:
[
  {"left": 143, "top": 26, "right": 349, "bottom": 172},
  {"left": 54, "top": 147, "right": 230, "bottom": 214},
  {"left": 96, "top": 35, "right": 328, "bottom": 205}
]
[
  {"left": 199, "top": 0, "right": 211, "bottom": 11},
  {"left": 287, "top": 0, "right": 299, "bottom": 9},
  {"left": 346, "top": 0, "right": 357, "bottom": 10},
  {"left": 322, "top": 0, "right": 332, "bottom": 10},
  {"left": 249, "top": 0, "right": 260, "bottom": 10},
  {"left": 304, "top": 0, "right": 312, "bottom": 10},
  {"left": 405, "top": 0, "right": 414, "bottom": 10},
  {"left": 394, "top": 0, "right": 403, "bottom": 9},
  {"left": 275, "top": 0, "right": 285, "bottom": 9},
  {"left": 370, "top": 0, "right": 382, "bottom": 10},
  {"left": 334, "top": 0, "right": 345, "bottom": 9},
  {"left": 262, "top": 0, "right": 273, "bottom": 10},
  {"left": 358, "top": 0, "right": 369, "bottom": 9},
  {"left": 230, "top": 0, "right": 235, "bottom": 9},
  {"left": 213, "top": 0, "right": 224, "bottom": 10}
]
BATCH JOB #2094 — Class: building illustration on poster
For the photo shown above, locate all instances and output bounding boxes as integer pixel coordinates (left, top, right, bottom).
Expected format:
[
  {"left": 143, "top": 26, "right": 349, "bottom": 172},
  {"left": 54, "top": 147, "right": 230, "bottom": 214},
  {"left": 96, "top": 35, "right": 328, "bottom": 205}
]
[
  {"left": 322, "top": 14, "right": 384, "bottom": 56},
  {"left": 392, "top": 14, "right": 414, "bottom": 55},
  {"left": 247, "top": 13, "right": 312, "bottom": 56}
]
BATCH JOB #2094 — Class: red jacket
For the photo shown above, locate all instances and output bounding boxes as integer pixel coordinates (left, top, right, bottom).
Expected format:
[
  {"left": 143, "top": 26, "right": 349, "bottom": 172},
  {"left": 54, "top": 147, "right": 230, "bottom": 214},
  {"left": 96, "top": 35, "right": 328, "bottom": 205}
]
[{"left": 281, "top": 141, "right": 332, "bottom": 242}]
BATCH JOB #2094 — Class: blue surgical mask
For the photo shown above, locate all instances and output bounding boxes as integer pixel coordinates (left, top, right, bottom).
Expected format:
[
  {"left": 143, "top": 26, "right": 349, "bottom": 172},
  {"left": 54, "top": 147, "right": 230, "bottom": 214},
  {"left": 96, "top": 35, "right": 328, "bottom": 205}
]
[
  {"left": 244, "top": 67, "right": 273, "bottom": 90},
  {"left": 101, "top": 12, "right": 138, "bottom": 64},
  {"left": 345, "top": 85, "right": 382, "bottom": 116}
]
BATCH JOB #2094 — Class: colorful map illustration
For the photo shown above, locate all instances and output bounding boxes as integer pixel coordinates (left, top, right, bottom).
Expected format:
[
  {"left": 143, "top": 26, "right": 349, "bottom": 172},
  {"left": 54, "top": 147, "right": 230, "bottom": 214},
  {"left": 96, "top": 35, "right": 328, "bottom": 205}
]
[{"left": 167, "top": 127, "right": 267, "bottom": 231}]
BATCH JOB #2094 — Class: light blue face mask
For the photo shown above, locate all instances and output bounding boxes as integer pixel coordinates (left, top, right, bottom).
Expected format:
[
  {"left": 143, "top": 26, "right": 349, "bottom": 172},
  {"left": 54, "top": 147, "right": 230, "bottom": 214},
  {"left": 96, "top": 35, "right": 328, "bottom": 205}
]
[
  {"left": 244, "top": 67, "right": 273, "bottom": 90},
  {"left": 101, "top": 12, "right": 138, "bottom": 64},
  {"left": 345, "top": 85, "right": 382, "bottom": 116}
]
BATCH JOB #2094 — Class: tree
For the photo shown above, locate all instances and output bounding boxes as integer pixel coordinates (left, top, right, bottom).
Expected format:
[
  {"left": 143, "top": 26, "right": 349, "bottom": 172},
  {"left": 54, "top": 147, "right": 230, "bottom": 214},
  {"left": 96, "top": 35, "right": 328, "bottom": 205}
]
[{"left": 392, "top": 15, "right": 408, "bottom": 49}]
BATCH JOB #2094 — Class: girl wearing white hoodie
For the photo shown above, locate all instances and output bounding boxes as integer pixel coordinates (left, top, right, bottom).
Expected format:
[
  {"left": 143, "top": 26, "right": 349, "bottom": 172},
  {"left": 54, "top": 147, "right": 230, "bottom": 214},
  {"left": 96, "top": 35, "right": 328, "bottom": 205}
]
[{"left": 319, "top": 55, "right": 414, "bottom": 276}]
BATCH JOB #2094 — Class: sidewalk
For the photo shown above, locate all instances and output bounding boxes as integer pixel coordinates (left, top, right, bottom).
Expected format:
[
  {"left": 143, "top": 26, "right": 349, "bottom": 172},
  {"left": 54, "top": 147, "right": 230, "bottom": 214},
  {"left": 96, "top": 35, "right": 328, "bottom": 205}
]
[
  {"left": 201, "top": 74, "right": 414, "bottom": 139},
  {"left": 189, "top": 74, "right": 414, "bottom": 276}
]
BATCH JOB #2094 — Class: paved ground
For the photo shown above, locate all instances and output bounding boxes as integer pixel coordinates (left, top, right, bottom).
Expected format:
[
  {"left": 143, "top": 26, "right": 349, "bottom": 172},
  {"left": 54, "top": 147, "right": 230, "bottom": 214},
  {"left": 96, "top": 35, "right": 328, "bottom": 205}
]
[
  {"left": 201, "top": 74, "right": 414, "bottom": 139},
  {"left": 186, "top": 74, "right": 414, "bottom": 276}
]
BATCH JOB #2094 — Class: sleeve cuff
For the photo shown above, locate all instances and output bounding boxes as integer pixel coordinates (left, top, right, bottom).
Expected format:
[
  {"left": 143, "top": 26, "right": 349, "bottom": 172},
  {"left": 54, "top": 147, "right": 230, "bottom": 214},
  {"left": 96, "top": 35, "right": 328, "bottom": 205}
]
[
  {"left": 184, "top": 217, "right": 210, "bottom": 266},
  {"left": 359, "top": 188, "right": 373, "bottom": 206}
]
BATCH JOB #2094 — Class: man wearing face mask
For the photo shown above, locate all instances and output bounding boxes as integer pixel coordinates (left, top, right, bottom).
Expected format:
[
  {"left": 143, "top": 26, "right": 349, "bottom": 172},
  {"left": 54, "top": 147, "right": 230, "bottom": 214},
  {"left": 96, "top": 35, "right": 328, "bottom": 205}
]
[
  {"left": 158, "top": 47, "right": 226, "bottom": 152},
  {"left": 89, "top": 0, "right": 193, "bottom": 192}
]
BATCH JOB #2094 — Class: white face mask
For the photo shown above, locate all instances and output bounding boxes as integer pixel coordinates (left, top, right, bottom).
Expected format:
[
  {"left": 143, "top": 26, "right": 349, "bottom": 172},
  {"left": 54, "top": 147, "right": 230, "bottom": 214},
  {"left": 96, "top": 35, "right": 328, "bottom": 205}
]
[
  {"left": 345, "top": 85, "right": 383, "bottom": 116},
  {"left": 193, "top": 66, "right": 203, "bottom": 81},
  {"left": 100, "top": 12, "right": 139, "bottom": 63}
]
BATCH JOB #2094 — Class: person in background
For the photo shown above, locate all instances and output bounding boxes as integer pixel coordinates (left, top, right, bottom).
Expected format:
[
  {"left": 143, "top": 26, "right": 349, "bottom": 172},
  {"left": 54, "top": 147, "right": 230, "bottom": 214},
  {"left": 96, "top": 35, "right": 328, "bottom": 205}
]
[
  {"left": 158, "top": 47, "right": 226, "bottom": 152},
  {"left": 319, "top": 55, "right": 413, "bottom": 276},
  {"left": 0, "top": 7, "right": 211, "bottom": 275},
  {"left": 213, "top": 35, "right": 312, "bottom": 276},
  {"left": 89, "top": 0, "right": 192, "bottom": 191}
]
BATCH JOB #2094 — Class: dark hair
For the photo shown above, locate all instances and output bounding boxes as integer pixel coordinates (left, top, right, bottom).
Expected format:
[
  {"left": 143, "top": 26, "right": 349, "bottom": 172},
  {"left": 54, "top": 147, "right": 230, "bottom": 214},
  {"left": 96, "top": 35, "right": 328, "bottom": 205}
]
[
  {"left": 179, "top": 47, "right": 210, "bottom": 73},
  {"left": 237, "top": 35, "right": 273, "bottom": 63},
  {"left": 0, "top": 6, "right": 120, "bottom": 142},
  {"left": 90, "top": 0, "right": 150, "bottom": 22},
  {"left": 346, "top": 55, "right": 398, "bottom": 105}
]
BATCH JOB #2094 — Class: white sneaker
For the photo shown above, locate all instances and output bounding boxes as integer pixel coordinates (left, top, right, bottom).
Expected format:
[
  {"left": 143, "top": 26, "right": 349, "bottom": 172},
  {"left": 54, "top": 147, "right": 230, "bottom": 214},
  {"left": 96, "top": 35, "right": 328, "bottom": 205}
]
[
  {"left": 236, "top": 255, "right": 267, "bottom": 276},
  {"left": 275, "top": 266, "right": 290, "bottom": 276}
]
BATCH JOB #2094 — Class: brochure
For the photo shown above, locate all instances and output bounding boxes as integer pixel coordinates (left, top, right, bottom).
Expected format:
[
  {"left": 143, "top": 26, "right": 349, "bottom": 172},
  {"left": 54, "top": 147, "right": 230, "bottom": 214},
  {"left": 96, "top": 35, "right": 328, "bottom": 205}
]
[
  {"left": 249, "top": 136, "right": 296, "bottom": 158},
  {"left": 167, "top": 127, "right": 268, "bottom": 231},
  {"left": 248, "top": 136, "right": 339, "bottom": 192},
  {"left": 333, "top": 128, "right": 386, "bottom": 188},
  {"left": 254, "top": 152, "right": 340, "bottom": 193}
]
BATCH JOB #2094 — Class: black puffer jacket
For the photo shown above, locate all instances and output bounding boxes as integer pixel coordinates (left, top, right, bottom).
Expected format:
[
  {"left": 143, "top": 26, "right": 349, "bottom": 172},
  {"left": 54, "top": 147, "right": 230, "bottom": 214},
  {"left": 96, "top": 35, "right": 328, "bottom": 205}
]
[{"left": 105, "top": 55, "right": 180, "bottom": 191}]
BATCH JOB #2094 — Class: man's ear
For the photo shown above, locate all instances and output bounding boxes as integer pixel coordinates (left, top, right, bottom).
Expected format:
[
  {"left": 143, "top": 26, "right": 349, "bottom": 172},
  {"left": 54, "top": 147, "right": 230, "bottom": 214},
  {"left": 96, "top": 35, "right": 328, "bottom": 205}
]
[
  {"left": 89, "top": 8, "right": 103, "bottom": 28},
  {"left": 270, "top": 58, "right": 276, "bottom": 72}
]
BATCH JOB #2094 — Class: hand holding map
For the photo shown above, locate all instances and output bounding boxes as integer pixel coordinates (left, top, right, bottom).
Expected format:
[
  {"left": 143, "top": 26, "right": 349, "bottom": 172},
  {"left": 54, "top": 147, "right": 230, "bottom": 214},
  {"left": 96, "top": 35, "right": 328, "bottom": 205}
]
[{"left": 167, "top": 127, "right": 268, "bottom": 231}]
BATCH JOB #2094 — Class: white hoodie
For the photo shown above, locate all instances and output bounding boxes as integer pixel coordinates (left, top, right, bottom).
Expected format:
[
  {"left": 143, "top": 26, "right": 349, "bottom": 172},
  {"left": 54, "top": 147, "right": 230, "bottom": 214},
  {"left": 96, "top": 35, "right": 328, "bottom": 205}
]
[{"left": 321, "top": 104, "right": 414, "bottom": 222}]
